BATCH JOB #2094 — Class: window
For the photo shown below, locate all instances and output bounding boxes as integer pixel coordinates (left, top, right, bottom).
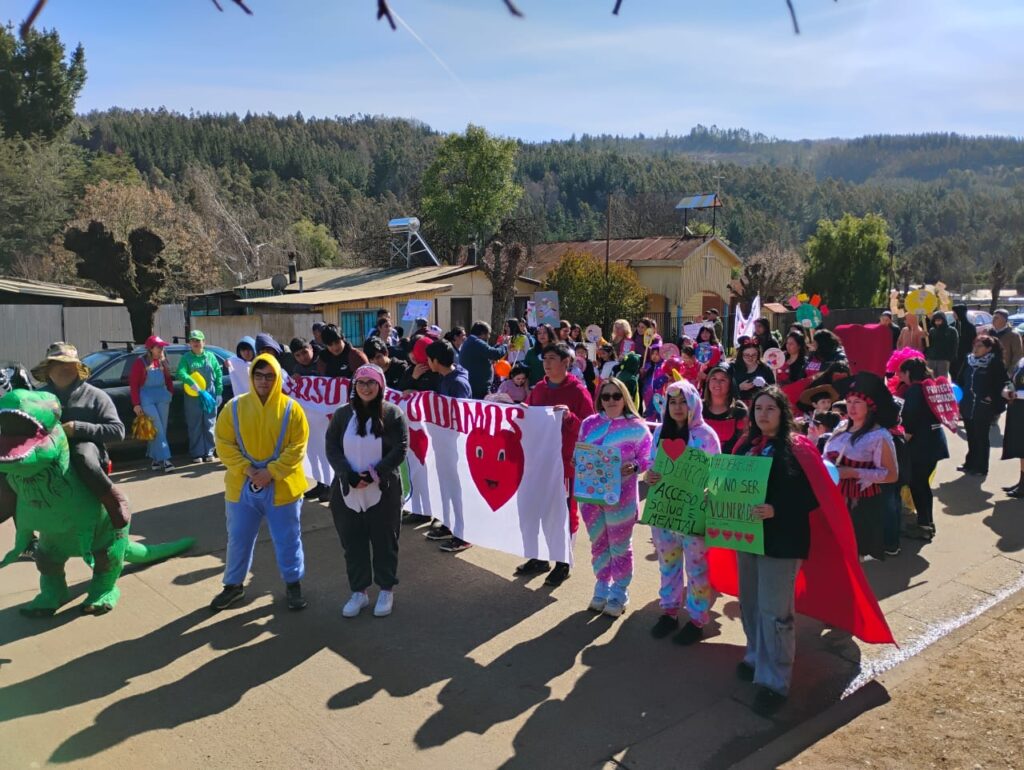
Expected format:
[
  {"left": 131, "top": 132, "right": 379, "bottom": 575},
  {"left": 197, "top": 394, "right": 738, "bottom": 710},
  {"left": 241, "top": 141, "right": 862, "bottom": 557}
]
[
  {"left": 91, "top": 354, "right": 141, "bottom": 387},
  {"left": 513, "top": 296, "right": 529, "bottom": 322},
  {"left": 340, "top": 310, "right": 377, "bottom": 342},
  {"left": 450, "top": 298, "right": 472, "bottom": 331}
]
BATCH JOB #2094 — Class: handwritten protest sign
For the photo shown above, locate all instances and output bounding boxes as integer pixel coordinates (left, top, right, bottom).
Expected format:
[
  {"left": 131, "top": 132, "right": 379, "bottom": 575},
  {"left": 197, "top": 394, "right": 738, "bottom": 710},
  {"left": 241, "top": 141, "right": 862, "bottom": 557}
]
[
  {"left": 705, "top": 454, "right": 772, "bottom": 555},
  {"left": 922, "top": 377, "right": 960, "bottom": 432},
  {"left": 640, "top": 443, "right": 711, "bottom": 536},
  {"left": 402, "top": 299, "right": 433, "bottom": 321},
  {"left": 534, "top": 291, "right": 561, "bottom": 327},
  {"left": 573, "top": 443, "right": 621, "bottom": 505}
]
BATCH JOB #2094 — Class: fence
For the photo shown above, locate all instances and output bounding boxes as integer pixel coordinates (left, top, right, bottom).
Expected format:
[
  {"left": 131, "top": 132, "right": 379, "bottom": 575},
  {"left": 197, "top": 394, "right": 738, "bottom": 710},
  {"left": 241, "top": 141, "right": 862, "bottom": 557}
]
[
  {"left": 0, "top": 304, "right": 186, "bottom": 368},
  {"left": 194, "top": 312, "right": 324, "bottom": 352}
]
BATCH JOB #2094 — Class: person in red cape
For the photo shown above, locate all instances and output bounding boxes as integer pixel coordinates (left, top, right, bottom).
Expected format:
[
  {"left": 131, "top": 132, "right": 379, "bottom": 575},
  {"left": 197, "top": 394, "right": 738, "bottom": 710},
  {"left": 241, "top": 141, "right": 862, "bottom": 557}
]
[{"left": 706, "top": 387, "right": 894, "bottom": 717}]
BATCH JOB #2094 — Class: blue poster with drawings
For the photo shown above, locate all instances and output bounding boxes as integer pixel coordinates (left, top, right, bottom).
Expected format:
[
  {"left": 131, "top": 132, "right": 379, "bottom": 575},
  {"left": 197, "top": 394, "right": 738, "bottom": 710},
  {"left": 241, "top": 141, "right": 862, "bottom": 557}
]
[{"left": 573, "top": 442, "right": 622, "bottom": 505}]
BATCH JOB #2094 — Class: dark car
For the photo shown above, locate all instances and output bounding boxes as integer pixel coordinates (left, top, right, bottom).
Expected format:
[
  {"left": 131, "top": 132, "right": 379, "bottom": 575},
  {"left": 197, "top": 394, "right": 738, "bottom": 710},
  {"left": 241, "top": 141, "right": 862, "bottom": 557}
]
[{"left": 84, "top": 344, "right": 235, "bottom": 453}]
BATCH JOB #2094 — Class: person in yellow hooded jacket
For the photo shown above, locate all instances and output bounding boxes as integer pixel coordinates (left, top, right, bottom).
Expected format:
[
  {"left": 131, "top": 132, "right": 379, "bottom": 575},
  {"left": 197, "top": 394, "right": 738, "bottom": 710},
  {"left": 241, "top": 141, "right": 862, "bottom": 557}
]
[{"left": 210, "top": 354, "right": 310, "bottom": 612}]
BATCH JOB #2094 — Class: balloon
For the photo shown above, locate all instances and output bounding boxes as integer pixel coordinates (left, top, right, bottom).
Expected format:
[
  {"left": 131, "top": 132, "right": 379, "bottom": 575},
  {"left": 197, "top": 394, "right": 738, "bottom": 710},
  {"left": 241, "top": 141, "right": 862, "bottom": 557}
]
[
  {"left": 823, "top": 460, "right": 841, "bottom": 486},
  {"left": 494, "top": 360, "right": 512, "bottom": 378},
  {"left": 184, "top": 371, "right": 207, "bottom": 398},
  {"left": 952, "top": 383, "right": 964, "bottom": 403}
]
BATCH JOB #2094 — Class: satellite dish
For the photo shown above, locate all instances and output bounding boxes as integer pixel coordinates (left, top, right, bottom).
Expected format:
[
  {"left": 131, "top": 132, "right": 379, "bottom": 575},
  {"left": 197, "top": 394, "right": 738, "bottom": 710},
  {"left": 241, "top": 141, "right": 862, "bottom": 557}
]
[{"left": 270, "top": 273, "right": 289, "bottom": 292}]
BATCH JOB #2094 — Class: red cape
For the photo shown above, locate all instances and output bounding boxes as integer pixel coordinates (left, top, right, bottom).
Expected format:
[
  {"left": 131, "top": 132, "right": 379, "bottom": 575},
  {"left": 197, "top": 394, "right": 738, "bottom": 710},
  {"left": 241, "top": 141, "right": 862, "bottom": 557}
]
[{"left": 707, "top": 434, "right": 896, "bottom": 645}]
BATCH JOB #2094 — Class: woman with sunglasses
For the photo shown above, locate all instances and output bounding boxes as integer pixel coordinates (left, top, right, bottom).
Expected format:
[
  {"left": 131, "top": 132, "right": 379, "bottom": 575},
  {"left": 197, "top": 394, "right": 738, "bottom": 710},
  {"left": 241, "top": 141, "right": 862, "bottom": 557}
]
[
  {"left": 576, "top": 377, "right": 653, "bottom": 617},
  {"left": 956, "top": 334, "right": 1008, "bottom": 477},
  {"left": 326, "top": 364, "right": 410, "bottom": 619}
]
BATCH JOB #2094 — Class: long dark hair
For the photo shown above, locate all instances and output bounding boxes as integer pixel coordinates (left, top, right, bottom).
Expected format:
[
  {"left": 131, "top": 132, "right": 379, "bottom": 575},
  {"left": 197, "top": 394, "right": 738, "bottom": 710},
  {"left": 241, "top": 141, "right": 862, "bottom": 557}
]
[
  {"left": 533, "top": 324, "right": 555, "bottom": 352},
  {"left": 352, "top": 384, "right": 384, "bottom": 437},
  {"left": 785, "top": 331, "right": 807, "bottom": 359},
  {"left": 840, "top": 398, "right": 879, "bottom": 446},
  {"left": 812, "top": 329, "right": 841, "bottom": 360},
  {"left": 899, "top": 358, "right": 932, "bottom": 383},
  {"left": 507, "top": 318, "right": 522, "bottom": 337},
  {"left": 697, "top": 326, "right": 719, "bottom": 346},
  {"left": 735, "top": 387, "right": 797, "bottom": 458},
  {"left": 658, "top": 388, "right": 691, "bottom": 444}
]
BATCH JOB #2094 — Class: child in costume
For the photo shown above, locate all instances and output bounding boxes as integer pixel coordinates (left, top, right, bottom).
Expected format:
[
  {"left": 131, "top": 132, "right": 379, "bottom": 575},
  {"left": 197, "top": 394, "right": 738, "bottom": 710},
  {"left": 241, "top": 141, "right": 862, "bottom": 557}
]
[
  {"left": 645, "top": 380, "right": 720, "bottom": 645},
  {"left": 577, "top": 377, "right": 653, "bottom": 617},
  {"left": 176, "top": 329, "right": 223, "bottom": 463}
]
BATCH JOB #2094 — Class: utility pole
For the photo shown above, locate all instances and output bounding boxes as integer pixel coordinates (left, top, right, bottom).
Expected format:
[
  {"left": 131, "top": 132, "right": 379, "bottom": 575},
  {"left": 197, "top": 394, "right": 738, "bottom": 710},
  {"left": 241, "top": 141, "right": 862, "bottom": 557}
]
[{"left": 604, "top": 192, "right": 612, "bottom": 332}]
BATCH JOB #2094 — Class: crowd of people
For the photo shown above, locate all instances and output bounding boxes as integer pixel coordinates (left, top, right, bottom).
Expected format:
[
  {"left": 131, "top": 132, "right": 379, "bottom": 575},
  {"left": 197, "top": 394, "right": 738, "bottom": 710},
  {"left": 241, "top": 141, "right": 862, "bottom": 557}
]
[{"left": 6, "top": 299, "right": 1023, "bottom": 718}]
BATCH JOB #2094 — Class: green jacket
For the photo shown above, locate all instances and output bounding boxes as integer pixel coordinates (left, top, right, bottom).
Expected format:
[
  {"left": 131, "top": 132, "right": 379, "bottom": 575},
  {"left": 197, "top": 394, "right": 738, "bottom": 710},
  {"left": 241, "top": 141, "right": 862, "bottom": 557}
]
[{"left": 176, "top": 350, "right": 223, "bottom": 395}]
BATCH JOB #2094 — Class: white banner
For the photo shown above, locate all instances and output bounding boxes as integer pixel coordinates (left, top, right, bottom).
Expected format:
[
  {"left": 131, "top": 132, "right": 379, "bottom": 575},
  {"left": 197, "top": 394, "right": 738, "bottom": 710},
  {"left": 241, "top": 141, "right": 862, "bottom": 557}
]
[{"left": 228, "top": 359, "right": 572, "bottom": 562}]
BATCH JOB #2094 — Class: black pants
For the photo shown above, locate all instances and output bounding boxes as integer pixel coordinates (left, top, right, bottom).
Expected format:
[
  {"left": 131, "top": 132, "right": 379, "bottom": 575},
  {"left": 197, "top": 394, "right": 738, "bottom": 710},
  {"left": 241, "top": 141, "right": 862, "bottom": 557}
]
[
  {"left": 331, "top": 501, "right": 401, "bottom": 592},
  {"left": 908, "top": 457, "right": 939, "bottom": 527},
  {"left": 70, "top": 442, "right": 114, "bottom": 498},
  {"left": 963, "top": 415, "right": 991, "bottom": 474}
]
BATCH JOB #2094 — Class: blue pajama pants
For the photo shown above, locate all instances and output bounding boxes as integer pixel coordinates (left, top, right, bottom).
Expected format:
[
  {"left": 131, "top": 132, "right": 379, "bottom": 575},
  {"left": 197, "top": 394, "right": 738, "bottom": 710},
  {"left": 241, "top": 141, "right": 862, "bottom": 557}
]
[{"left": 223, "top": 483, "right": 305, "bottom": 586}]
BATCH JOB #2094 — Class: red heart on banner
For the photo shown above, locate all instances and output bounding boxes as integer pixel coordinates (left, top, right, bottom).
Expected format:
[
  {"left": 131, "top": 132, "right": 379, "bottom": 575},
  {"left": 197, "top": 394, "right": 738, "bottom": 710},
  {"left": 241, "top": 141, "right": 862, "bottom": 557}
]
[
  {"left": 722, "top": 530, "right": 734, "bottom": 540},
  {"left": 409, "top": 428, "right": 429, "bottom": 465},
  {"left": 466, "top": 428, "right": 525, "bottom": 511},
  {"left": 661, "top": 438, "right": 687, "bottom": 461},
  {"left": 743, "top": 532, "right": 755, "bottom": 544},
  {"left": 922, "top": 377, "right": 960, "bottom": 431},
  {"left": 706, "top": 527, "right": 720, "bottom": 539}
]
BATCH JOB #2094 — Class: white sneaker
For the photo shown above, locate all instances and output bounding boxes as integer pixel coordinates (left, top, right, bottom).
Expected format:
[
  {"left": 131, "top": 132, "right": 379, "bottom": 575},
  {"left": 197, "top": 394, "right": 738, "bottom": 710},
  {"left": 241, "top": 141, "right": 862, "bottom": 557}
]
[
  {"left": 374, "top": 590, "right": 394, "bottom": 617},
  {"left": 342, "top": 591, "right": 369, "bottom": 618}
]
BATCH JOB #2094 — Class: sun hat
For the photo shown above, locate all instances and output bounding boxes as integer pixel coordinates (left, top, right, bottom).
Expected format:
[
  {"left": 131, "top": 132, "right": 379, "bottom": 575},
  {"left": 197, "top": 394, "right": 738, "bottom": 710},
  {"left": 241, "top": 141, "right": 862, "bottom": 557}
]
[
  {"left": 144, "top": 335, "right": 169, "bottom": 349},
  {"left": 31, "top": 342, "right": 90, "bottom": 382},
  {"left": 188, "top": 330, "right": 205, "bottom": 341}
]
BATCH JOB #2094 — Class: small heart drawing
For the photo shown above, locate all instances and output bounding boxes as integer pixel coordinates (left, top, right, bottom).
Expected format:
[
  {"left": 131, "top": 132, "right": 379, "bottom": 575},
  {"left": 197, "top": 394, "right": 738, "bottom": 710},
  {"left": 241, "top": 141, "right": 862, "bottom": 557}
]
[
  {"left": 743, "top": 532, "right": 755, "bottom": 544},
  {"left": 661, "top": 438, "right": 687, "bottom": 462},
  {"left": 706, "top": 527, "right": 721, "bottom": 539},
  {"left": 409, "top": 428, "right": 429, "bottom": 465},
  {"left": 722, "top": 530, "right": 733, "bottom": 540}
]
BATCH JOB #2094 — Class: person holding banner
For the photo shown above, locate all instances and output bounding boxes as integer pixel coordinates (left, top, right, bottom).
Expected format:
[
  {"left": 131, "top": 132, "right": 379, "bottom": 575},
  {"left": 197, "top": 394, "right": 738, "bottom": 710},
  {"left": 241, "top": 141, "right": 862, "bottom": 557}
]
[
  {"left": 644, "top": 380, "right": 720, "bottom": 643},
  {"left": 732, "top": 388, "right": 823, "bottom": 715},
  {"left": 520, "top": 342, "right": 596, "bottom": 586},
  {"left": 326, "top": 364, "right": 410, "bottom": 618},
  {"left": 898, "top": 359, "right": 949, "bottom": 540},
  {"left": 577, "top": 378, "right": 652, "bottom": 617}
]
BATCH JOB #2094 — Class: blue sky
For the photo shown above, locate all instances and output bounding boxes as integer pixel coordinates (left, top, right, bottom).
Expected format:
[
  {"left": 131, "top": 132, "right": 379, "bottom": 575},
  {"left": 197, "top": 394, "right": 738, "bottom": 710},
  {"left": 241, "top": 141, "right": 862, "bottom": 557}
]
[{"left": 5, "top": 0, "right": 1023, "bottom": 141}]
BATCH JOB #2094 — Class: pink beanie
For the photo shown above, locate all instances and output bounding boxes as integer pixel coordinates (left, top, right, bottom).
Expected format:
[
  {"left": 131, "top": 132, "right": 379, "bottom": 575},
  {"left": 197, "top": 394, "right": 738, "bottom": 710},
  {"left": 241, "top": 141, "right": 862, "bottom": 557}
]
[{"left": 353, "top": 364, "right": 386, "bottom": 391}]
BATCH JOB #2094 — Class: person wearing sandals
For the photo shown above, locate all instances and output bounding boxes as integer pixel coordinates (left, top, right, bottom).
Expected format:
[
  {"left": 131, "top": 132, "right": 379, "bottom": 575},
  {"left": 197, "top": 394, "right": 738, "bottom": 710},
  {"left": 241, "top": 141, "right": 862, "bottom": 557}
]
[
  {"left": 645, "top": 380, "right": 719, "bottom": 643},
  {"left": 577, "top": 377, "right": 653, "bottom": 617},
  {"left": 898, "top": 359, "right": 949, "bottom": 541},
  {"left": 130, "top": 335, "right": 175, "bottom": 472},
  {"left": 211, "top": 354, "right": 310, "bottom": 612},
  {"left": 326, "top": 364, "right": 409, "bottom": 618}
]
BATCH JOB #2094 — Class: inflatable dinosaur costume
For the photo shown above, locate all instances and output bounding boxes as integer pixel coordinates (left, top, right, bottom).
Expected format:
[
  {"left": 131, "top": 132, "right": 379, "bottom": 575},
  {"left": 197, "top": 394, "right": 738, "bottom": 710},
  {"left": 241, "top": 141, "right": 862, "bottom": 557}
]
[{"left": 0, "top": 390, "right": 195, "bottom": 616}]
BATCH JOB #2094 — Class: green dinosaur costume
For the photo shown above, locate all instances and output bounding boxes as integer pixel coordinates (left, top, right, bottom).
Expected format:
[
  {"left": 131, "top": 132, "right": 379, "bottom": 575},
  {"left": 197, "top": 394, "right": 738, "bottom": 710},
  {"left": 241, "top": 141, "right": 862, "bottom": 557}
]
[{"left": 0, "top": 390, "right": 195, "bottom": 616}]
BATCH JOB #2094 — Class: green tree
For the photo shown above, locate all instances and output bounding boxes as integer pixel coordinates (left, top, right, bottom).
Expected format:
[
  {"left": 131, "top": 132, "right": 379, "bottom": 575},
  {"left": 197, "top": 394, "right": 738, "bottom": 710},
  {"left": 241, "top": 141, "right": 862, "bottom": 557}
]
[
  {"left": 420, "top": 124, "right": 523, "bottom": 256},
  {"left": 64, "top": 222, "right": 168, "bottom": 343},
  {"left": 0, "top": 25, "right": 86, "bottom": 140},
  {"left": 804, "top": 213, "right": 890, "bottom": 308},
  {"left": 542, "top": 250, "right": 648, "bottom": 330},
  {"left": 289, "top": 218, "right": 340, "bottom": 268}
]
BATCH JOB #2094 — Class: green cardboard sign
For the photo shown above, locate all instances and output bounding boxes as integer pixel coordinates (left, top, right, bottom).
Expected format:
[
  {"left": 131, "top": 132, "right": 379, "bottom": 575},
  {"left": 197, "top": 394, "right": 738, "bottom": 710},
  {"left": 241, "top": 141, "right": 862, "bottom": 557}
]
[
  {"left": 641, "top": 445, "right": 711, "bottom": 536},
  {"left": 705, "top": 454, "right": 772, "bottom": 555}
]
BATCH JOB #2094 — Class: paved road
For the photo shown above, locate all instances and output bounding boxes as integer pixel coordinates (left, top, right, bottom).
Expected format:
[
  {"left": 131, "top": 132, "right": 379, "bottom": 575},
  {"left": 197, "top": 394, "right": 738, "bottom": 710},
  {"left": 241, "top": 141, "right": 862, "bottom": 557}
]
[{"left": 1, "top": 422, "right": 1022, "bottom": 769}]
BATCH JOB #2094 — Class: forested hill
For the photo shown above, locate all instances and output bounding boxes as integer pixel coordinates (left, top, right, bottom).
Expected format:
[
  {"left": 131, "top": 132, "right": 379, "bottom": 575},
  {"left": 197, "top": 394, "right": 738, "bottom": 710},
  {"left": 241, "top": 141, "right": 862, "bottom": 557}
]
[{"left": 6, "top": 109, "right": 1022, "bottom": 295}]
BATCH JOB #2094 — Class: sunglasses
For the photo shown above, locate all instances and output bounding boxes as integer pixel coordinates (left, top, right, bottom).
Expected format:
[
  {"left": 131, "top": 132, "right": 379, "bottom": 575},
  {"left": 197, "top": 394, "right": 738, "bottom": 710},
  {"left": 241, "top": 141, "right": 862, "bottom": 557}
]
[{"left": 600, "top": 392, "right": 624, "bottom": 402}]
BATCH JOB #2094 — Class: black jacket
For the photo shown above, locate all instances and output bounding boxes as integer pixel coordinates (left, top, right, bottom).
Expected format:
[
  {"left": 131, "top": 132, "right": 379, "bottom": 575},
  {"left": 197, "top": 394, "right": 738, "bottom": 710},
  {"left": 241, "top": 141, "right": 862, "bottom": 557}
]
[{"left": 325, "top": 401, "right": 409, "bottom": 498}]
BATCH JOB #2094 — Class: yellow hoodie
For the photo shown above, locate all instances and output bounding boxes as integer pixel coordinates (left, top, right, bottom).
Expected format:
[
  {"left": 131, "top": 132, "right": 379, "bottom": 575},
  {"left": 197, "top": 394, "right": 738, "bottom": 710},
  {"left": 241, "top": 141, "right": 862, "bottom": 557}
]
[{"left": 215, "top": 353, "right": 310, "bottom": 505}]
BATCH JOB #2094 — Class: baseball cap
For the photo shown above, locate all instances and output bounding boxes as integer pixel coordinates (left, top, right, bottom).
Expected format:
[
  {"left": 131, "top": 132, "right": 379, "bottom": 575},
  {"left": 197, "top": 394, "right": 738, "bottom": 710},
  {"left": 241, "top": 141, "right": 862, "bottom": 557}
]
[{"left": 188, "top": 330, "right": 205, "bottom": 341}]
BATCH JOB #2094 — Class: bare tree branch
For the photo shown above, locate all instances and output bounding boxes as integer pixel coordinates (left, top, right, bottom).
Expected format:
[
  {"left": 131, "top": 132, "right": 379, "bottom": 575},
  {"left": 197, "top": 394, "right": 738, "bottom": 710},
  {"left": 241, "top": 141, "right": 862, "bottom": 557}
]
[
  {"left": 19, "top": 0, "right": 47, "bottom": 40},
  {"left": 786, "top": 0, "right": 800, "bottom": 34}
]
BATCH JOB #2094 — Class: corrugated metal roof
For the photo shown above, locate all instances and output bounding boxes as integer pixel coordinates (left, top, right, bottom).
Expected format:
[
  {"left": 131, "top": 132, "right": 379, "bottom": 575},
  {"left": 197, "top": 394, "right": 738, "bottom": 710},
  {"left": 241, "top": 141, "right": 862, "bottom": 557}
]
[
  {"left": 0, "top": 276, "right": 123, "bottom": 305},
  {"left": 526, "top": 236, "right": 740, "bottom": 278},
  {"left": 238, "top": 281, "right": 453, "bottom": 308},
  {"left": 235, "top": 263, "right": 540, "bottom": 293},
  {"left": 675, "top": 193, "right": 722, "bottom": 210}
]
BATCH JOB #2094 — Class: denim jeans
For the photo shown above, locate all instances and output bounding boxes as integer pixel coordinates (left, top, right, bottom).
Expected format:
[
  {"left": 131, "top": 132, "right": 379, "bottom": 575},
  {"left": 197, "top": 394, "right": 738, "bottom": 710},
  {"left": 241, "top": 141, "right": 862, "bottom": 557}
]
[{"left": 737, "top": 552, "right": 800, "bottom": 696}]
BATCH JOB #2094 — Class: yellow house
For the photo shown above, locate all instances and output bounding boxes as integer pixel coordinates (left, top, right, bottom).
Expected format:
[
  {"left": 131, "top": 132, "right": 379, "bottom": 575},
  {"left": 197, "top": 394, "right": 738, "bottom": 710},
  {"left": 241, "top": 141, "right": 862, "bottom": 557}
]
[{"left": 527, "top": 235, "right": 741, "bottom": 329}]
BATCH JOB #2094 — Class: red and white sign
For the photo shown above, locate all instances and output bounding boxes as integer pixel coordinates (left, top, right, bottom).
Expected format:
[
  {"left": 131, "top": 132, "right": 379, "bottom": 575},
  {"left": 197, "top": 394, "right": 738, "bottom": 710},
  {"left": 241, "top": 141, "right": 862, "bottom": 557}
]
[{"left": 922, "top": 377, "right": 960, "bottom": 432}]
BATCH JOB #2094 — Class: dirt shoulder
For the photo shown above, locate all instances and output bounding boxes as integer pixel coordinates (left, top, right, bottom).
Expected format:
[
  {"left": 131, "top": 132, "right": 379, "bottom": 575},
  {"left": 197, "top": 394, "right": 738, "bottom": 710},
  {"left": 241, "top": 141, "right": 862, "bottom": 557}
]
[{"left": 782, "top": 589, "right": 1024, "bottom": 769}]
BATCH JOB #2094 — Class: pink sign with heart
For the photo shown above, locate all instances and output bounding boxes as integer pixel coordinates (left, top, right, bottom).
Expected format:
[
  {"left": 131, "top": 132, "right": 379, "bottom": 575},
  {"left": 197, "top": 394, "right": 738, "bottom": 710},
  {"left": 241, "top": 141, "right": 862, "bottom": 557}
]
[{"left": 922, "top": 377, "right": 960, "bottom": 432}]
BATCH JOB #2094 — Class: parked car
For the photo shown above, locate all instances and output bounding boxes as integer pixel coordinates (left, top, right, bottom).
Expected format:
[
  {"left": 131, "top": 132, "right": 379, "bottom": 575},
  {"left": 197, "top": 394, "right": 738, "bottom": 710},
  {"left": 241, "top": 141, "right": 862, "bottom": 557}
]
[
  {"left": 967, "top": 309, "right": 993, "bottom": 330},
  {"left": 84, "top": 344, "right": 235, "bottom": 453}
]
